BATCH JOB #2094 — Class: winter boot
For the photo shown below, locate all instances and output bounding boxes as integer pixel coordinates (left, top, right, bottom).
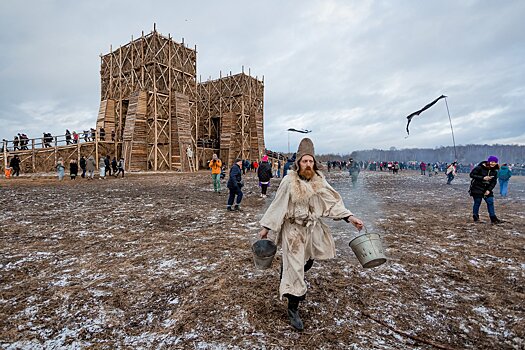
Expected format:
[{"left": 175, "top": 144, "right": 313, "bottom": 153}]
[
  {"left": 304, "top": 259, "right": 315, "bottom": 273},
  {"left": 287, "top": 298, "right": 304, "bottom": 331},
  {"left": 226, "top": 206, "right": 233, "bottom": 212},
  {"left": 233, "top": 205, "right": 242, "bottom": 211},
  {"left": 473, "top": 214, "right": 479, "bottom": 222},
  {"left": 490, "top": 216, "right": 502, "bottom": 224}
]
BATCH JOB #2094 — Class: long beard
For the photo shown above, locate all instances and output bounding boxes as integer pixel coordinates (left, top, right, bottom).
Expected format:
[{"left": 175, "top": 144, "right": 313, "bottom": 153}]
[{"left": 299, "top": 167, "right": 315, "bottom": 180}]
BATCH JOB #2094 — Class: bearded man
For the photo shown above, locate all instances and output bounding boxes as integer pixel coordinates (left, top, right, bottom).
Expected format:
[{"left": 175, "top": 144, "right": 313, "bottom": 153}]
[{"left": 258, "top": 138, "right": 364, "bottom": 331}]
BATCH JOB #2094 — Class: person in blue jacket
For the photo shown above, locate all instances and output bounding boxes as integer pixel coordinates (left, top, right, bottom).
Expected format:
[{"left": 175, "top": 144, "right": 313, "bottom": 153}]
[{"left": 283, "top": 153, "right": 296, "bottom": 177}]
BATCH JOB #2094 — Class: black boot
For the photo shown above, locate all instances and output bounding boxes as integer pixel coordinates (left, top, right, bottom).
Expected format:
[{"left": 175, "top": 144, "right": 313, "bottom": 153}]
[
  {"left": 304, "top": 259, "right": 315, "bottom": 272},
  {"left": 233, "top": 205, "right": 242, "bottom": 211},
  {"left": 287, "top": 297, "right": 304, "bottom": 331},
  {"left": 473, "top": 214, "right": 479, "bottom": 222},
  {"left": 226, "top": 206, "right": 233, "bottom": 212},
  {"left": 490, "top": 216, "right": 502, "bottom": 224}
]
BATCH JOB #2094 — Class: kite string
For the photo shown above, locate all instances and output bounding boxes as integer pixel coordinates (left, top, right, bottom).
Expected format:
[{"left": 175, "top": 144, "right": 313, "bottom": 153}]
[{"left": 444, "top": 97, "right": 457, "bottom": 160}]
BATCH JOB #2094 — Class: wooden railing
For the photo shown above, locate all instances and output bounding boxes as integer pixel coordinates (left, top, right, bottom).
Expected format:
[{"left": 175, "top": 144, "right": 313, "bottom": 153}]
[{"left": 1, "top": 131, "right": 118, "bottom": 172}]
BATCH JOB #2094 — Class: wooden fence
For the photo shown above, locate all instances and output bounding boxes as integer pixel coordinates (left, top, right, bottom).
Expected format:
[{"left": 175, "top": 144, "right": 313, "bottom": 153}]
[{"left": 1, "top": 132, "right": 117, "bottom": 174}]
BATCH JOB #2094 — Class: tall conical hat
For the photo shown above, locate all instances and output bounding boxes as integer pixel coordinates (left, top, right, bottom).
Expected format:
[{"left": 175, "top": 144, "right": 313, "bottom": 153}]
[{"left": 296, "top": 138, "right": 315, "bottom": 164}]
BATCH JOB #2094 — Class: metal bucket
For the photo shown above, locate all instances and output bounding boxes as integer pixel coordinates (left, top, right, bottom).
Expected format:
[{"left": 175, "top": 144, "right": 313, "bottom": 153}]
[
  {"left": 349, "top": 228, "right": 386, "bottom": 268},
  {"left": 252, "top": 239, "right": 277, "bottom": 270}
]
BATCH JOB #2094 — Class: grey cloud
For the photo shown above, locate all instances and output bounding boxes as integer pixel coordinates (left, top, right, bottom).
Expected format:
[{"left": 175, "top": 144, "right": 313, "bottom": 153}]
[{"left": 1, "top": 0, "right": 524, "bottom": 154}]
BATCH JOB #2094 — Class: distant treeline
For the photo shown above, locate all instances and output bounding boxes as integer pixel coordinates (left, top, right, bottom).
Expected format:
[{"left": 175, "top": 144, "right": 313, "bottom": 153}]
[{"left": 319, "top": 145, "right": 525, "bottom": 164}]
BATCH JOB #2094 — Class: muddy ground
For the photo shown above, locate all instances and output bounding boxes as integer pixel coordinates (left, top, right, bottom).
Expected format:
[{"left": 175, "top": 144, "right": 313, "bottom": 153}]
[{"left": 0, "top": 169, "right": 524, "bottom": 349}]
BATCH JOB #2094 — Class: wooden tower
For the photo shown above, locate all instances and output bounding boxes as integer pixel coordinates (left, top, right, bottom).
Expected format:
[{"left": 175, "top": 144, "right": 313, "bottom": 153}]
[
  {"left": 99, "top": 28, "right": 197, "bottom": 171},
  {"left": 197, "top": 72, "right": 264, "bottom": 168},
  {"left": 98, "top": 26, "right": 265, "bottom": 171}
]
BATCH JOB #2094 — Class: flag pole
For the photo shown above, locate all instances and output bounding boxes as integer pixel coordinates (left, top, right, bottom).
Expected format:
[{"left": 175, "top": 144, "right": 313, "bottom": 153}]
[{"left": 444, "top": 97, "right": 457, "bottom": 160}]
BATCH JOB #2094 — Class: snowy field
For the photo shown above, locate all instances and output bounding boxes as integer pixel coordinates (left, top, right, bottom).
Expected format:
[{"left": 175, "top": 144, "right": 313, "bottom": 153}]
[{"left": 0, "top": 170, "right": 523, "bottom": 349}]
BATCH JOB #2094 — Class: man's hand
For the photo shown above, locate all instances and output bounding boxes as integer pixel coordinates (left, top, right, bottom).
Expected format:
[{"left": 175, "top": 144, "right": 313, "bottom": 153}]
[
  {"left": 483, "top": 176, "right": 493, "bottom": 181},
  {"left": 484, "top": 190, "right": 490, "bottom": 196},
  {"left": 259, "top": 227, "right": 269, "bottom": 239},
  {"left": 349, "top": 216, "right": 364, "bottom": 231}
]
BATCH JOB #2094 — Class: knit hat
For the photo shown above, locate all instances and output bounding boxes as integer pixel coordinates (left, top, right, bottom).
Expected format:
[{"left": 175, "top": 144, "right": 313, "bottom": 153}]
[
  {"left": 487, "top": 156, "right": 498, "bottom": 163},
  {"left": 234, "top": 158, "right": 242, "bottom": 164},
  {"left": 262, "top": 155, "right": 268, "bottom": 162}
]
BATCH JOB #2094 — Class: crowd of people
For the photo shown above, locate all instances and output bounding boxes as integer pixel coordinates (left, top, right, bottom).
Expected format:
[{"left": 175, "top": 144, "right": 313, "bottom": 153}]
[
  {"left": 213, "top": 151, "right": 519, "bottom": 216},
  {"left": 4, "top": 154, "right": 125, "bottom": 180},
  {"left": 55, "top": 155, "right": 125, "bottom": 181},
  {"left": 1, "top": 128, "right": 116, "bottom": 152}
]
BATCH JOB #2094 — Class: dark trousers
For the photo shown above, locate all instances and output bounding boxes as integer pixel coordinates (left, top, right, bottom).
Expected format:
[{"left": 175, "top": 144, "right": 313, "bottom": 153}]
[
  {"left": 116, "top": 169, "right": 124, "bottom": 177},
  {"left": 227, "top": 187, "right": 243, "bottom": 206},
  {"left": 473, "top": 196, "right": 495, "bottom": 217},
  {"left": 261, "top": 183, "right": 269, "bottom": 195}
]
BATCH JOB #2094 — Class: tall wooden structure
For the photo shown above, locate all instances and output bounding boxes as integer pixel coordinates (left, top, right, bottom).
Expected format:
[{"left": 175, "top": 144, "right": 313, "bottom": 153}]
[
  {"left": 97, "top": 27, "right": 265, "bottom": 171},
  {"left": 197, "top": 72, "right": 265, "bottom": 167},
  {"left": 1, "top": 27, "right": 265, "bottom": 174},
  {"left": 99, "top": 29, "right": 197, "bottom": 172}
]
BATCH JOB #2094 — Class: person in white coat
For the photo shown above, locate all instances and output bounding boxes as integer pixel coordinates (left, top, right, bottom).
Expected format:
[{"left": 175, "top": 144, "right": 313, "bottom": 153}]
[
  {"left": 99, "top": 157, "right": 106, "bottom": 179},
  {"left": 258, "top": 138, "right": 364, "bottom": 331}
]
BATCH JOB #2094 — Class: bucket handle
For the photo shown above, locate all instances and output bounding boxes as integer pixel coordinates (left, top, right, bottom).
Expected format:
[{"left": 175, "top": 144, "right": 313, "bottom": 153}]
[{"left": 353, "top": 225, "right": 382, "bottom": 238}]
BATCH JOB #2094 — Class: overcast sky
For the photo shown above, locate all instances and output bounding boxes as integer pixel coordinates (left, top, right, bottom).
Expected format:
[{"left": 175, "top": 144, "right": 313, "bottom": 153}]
[{"left": 1, "top": 0, "right": 524, "bottom": 154}]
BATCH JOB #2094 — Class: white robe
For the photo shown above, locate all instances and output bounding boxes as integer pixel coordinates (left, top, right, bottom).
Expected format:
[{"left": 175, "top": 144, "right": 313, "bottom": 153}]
[{"left": 259, "top": 170, "right": 353, "bottom": 299}]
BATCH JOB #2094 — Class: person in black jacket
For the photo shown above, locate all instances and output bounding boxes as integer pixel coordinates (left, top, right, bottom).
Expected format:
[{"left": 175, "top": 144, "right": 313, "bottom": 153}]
[
  {"left": 65, "top": 129, "right": 72, "bottom": 145},
  {"left": 79, "top": 156, "right": 87, "bottom": 178},
  {"left": 105, "top": 155, "right": 112, "bottom": 177},
  {"left": 111, "top": 157, "right": 118, "bottom": 174},
  {"left": 257, "top": 155, "right": 273, "bottom": 198},
  {"left": 69, "top": 160, "right": 79, "bottom": 180},
  {"left": 9, "top": 155, "right": 21, "bottom": 176},
  {"left": 469, "top": 156, "right": 501, "bottom": 224},
  {"left": 227, "top": 158, "right": 244, "bottom": 211}
]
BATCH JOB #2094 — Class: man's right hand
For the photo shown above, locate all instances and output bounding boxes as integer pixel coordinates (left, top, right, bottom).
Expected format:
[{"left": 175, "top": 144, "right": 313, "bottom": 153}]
[{"left": 259, "top": 228, "right": 269, "bottom": 239}]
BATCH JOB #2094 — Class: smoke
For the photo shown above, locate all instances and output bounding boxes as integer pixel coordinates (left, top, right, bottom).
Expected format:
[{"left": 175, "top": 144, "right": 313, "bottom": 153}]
[{"left": 326, "top": 170, "right": 384, "bottom": 238}]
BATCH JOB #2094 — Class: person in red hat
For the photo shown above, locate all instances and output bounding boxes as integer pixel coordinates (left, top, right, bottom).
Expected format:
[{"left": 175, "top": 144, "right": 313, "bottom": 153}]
[{"left": 258, "top": 138, "right": 364, "bottom": 331}]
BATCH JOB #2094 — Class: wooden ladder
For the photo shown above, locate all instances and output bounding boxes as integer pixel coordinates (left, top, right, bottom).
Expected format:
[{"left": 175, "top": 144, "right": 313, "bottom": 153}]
[{"left": 186, "top": 146, "right": 195, "bottom": 172}]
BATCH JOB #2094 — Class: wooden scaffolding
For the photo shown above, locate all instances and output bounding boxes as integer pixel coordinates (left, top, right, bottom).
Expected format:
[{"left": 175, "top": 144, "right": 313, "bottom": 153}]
[
  {"left": 1, "top": 27, "right": 265, "bottom": 174},
  {"left": 99, "top": 28, "right": 197, "bottom": 171},
  {"left": 197, "top": 72, "right": 265, "bottom": 168}
]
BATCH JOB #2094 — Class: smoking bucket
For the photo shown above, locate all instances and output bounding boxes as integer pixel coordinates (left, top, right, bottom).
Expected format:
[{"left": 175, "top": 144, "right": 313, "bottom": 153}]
[
  {"left": 349, "top": 227, "right": 386, "bottom": 268},
  {"left": 252, "top": 239, "right": 277, "bottom": 270}
]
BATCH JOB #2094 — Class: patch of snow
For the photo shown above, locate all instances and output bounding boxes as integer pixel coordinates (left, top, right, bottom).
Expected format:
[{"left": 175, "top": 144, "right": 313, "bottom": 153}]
[{"left": 159, "top": 259, "right": 179, "bottom": 269}]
